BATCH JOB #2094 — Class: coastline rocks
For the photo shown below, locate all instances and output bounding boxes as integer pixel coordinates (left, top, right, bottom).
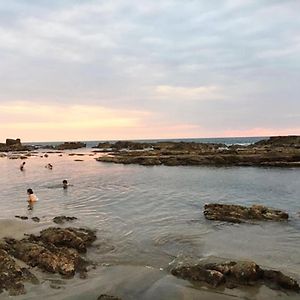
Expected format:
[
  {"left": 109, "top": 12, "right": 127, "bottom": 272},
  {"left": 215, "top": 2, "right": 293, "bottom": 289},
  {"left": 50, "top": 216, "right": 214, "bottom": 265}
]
[
  {"left": 171, "top": 260, "right": 300, "bottom": 292},
  {"left": 53, "top": 216, "right": 78, "bottom": 224},
  {"left": 36, "top": 227, "right": 96, "bottom": 253},
  {"left": 0, "top": 138, "right": 31, "bottom": 152},
  {"left": 254, "top": 135, "right": 300, "bottom": 148},
  {"left": 6, "top": 138, "right": 21, "bottom": 146},
  {"left": 203, "top": 203, "right": 289, "bottom": 223},
  {"left": 0, "top": 249, "right": 38, "bottom": 295},
  {"left": 55, "top": 142, "right": 86, "bottom": 150},
  {"left": 94, "top": 136, "right": 300, "bottom": 167},
  {"left": 0, "top": 226, "right": 97, "bottom": 294}
]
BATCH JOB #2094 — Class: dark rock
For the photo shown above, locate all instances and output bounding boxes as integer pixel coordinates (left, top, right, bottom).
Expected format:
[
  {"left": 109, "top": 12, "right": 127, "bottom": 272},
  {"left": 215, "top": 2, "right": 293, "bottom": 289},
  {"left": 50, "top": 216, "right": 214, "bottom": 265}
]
[
  {"left": 31, "top": 217, "right": 40, "bottom": 223},
  {"left": 171, "top": 265, "right": 225, "bottom": 287},
  {"left": 55, "top": 142, "right": 86, "bottom": 150},
  {"left": 3, "top": 238, "right": 87, "bottom": 277},
  {"left": 0, "top": 249, "right": 38, "bottom": 295},
  {"left": 53, "top": 216, "right": 78, "bottom": 224},
  {"left": 254, "top": 136, "right": 300, "bottom": 147},
  {"left": 230, "top": 261, "right": 263, "bottom": 283},
  {"left": 171, "top": 259, "right": 299, "bottom": 293},
  {"left": 0, "top": 226, "right": 96, "bottom": 281},
  {"left": 0, "top": 138, "right": 31, "bottom": 152},
  {"left": 38, "top": 227, "right": 96, "bottom": 253},
  {"left": 15, "top": 216, "right": 28, "bottom": 220},
  {"left": 98, "top": 295, "right": 122, "bottom": 300},
  {"left": 6, "top": 138, "right": 21, "bottom": 146},
  {"left": 203, "top": 203, "right": 289, "bottom": 223}
]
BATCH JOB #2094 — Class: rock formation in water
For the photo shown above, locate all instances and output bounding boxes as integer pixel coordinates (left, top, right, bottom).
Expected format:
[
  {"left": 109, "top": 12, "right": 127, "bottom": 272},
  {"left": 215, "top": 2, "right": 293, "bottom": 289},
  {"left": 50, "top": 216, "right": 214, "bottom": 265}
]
[
  {"left": 95, "top": 136, "right": 300, "bottom": 167},
  {"left": 0, "top": 138, "right": 31, "bottom": 152},
  {"left": 203, "top": 203, "right": 289, "bottom": 223},
  {"left": 55, "top": 142, "right": 86, "bottom": 150},
  {"left": 171, "top": 260, "right": 300, "bottom": 292},
  {"left": 0, "top": 226, "right": 96, "bottom": 295}
]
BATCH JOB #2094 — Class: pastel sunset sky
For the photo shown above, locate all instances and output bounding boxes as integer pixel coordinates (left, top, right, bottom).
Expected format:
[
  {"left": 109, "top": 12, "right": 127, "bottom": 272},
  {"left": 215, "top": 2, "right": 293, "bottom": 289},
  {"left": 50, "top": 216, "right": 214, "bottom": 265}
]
[{"left": 0, "top": 0, "right": 299, "bottom": 142}]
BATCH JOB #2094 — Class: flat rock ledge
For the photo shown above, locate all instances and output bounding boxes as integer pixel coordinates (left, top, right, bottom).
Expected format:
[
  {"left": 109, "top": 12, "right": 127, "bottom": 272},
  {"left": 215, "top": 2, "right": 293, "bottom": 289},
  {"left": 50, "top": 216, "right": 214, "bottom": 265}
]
[
  {"left": 0, "top": 227, "right": 96, "bottom": 296},
  {"left": 171, "top": 260, "right": 300, "bottom": 293},
  {"left": 204, "top": 203, "right": 289, "bottom": 223}
]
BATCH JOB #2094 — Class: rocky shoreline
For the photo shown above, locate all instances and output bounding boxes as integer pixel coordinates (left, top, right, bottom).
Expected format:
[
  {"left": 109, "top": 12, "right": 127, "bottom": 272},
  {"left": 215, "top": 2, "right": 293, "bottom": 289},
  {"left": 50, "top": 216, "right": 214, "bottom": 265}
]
[
  {"left": 0, "top": 222, "right": 96, "bottom": 296},
  {"left": 94, "top": 136, "right": 300, "bottom": 167}
]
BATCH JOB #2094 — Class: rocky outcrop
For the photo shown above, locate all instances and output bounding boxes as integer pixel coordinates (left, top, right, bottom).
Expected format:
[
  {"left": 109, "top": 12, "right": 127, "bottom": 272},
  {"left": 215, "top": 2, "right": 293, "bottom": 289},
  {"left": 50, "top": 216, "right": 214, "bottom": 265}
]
[
  {"left": 171, "top": 260, "right": 299, "bottom": 292},
  {"left": 0, "top": 226, "right": 96, "bottom": 295},
  {"left": 6, "top": 138, "right": 21, "bottom": 146},
  {"left": 0, "top": 138, "right": 31, "bottom": 152},
  {"left": 94, "top": 136, "right": 300, "bottom": 167},
  {"left": 55, "top": 142, "right": 86, "bottom": 150},
  {"left": 253, "top": 136, "right": 300, "bottom": 148},
  {"left": 203, "top": 203, "right": 289, "bottom": 223}
]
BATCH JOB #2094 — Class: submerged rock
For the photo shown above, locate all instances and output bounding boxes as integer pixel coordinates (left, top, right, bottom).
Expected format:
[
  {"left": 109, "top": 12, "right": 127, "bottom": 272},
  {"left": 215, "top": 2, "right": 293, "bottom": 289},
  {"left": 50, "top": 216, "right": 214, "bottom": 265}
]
[
  {"left": 53, "top": 216, "right": 78, "bottom": 224},
  {"left": 203, "top": 203, "right": 289, "bottom": 223},
  {"left": 15, "top": 216, "right": 28, "bottom": 220},
  {"left": 31, "top": 217, "right": 40, "bottom": 222},
  {"left": 171, "top": 259, "right": 299, "bottom": 292}
]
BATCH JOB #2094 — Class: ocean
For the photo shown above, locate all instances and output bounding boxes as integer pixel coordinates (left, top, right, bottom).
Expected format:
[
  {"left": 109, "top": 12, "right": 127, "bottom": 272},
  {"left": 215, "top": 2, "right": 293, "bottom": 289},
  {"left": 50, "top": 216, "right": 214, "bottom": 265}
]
[{"left": 0, "top": 137, "right": 299, "bottom": 299}]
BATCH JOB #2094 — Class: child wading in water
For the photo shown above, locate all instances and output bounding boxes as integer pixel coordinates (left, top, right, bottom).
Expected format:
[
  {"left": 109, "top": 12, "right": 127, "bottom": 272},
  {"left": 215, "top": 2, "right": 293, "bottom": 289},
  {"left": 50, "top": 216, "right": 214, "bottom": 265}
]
[{"left": 27, "top": 188, "right": 38, "bottom": 202}]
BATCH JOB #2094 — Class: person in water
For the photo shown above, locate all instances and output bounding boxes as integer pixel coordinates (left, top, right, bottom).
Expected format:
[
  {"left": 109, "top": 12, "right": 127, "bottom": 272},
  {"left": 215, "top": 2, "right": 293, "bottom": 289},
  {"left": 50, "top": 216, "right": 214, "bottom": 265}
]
[
  {"left": 45, "top": 163, "right": 53, "bottom": 169},
  {"left": 20, "top": 161, "right": 26, "bottom": 171},
  {"left": 27, "top": 188, "right": 38, "bottom": 203},
  {"left": 62, "top": 179, "right": 68, "bottom": 189}
]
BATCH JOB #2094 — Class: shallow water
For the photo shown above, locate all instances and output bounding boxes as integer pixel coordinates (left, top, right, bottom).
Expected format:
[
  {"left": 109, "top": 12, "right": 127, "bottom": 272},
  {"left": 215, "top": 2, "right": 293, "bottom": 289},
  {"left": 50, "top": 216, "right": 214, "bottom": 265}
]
[{"left": 0, "top": 149, "right": 299, "bottom": 299}]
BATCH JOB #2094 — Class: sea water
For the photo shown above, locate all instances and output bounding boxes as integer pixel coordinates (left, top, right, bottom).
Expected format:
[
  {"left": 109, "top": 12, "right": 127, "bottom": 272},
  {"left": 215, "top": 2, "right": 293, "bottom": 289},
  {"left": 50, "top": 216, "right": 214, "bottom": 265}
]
[{"left": 0, "top": 140, "right": 299, "bottom": 299}]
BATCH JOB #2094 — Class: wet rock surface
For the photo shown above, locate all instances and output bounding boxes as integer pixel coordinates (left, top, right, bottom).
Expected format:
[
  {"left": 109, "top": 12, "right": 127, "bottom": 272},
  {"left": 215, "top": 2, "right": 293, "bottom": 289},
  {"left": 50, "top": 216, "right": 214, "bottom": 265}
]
[
  {"left": 203, "top": 203, "right": 289, "bottom": 223},
  {"left": 171, "top": 260, "right": 300, "bottom": 292},
  {"left": 0, "top": 226, "right": 96, "bottom": 295},
  {"left": 95, "top": 136, "right": 300, "bottom": 167},
  {"left": 53, "top": 216, "right": 78, "bottom": 224}
]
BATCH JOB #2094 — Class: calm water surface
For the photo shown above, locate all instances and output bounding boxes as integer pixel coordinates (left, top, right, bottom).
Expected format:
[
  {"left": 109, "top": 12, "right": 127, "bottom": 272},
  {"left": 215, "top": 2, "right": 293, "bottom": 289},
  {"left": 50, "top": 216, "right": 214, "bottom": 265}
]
[{"left": 0, "top": 149, "right": 299, "bottom": 299}]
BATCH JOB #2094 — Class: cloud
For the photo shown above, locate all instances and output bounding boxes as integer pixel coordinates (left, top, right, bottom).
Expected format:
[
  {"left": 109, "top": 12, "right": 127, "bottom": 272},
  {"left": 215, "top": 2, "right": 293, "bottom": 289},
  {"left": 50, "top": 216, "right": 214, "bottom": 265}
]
[{"left": 0, "top": 0, "right": 299, "bottom": 140}]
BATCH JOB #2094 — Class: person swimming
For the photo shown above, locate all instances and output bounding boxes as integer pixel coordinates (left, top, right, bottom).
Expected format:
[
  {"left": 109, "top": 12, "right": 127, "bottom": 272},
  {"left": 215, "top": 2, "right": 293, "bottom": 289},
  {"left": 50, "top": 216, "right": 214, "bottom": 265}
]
[
  {"left": 45, "top": 163, "right": 53, "bottom": 169},
  {"left": 27, "top": 188, "right": 38, "bottom": 203},
  {"left": 20, "top": 161, "right": 26, "bottom": 171},
  {"left": 62, "top": 179, "right": 68, "bottom": 189}
]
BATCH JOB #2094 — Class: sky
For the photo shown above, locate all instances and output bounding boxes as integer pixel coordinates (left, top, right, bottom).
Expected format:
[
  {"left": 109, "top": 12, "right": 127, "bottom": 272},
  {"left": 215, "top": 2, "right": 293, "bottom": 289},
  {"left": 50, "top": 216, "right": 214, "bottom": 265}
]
[{"left": 0, "top": 0, "right": 299, "bottom": 142}]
